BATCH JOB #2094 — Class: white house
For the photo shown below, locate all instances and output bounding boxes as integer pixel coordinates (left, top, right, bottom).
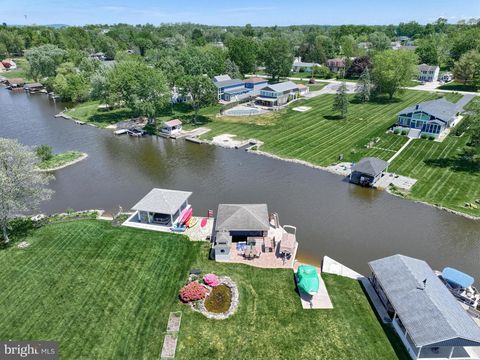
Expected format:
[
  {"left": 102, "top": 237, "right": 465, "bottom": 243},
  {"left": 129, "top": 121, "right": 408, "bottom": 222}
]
[
  {"left": 418, "top": 64, "right": 440, "bottom": 82},
  {"left": 291, "top": 57, "right": 320, "bottom": 73},
  {"left": 161, "top": 119, "right": 182, "bottom": 136}
]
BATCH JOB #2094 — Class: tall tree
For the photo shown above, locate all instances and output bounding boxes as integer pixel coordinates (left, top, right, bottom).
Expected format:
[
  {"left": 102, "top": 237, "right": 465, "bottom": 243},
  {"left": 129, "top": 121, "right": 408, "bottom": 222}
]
[
  {"left": 355, "top": 68, "right": 372, "bottom": 103},
  {"left": 368, "top": 32, "right": 391, "bottom": 51},
  {"left": 178, "top": 75, "right": 217, "bottom": 124},
  {"left": 332, "top": 82, "right": 349, "bottom": 119},
  {"left": 453, "top": 50, "right": 480, "bottom": 85},
  {"left": 227, "top": 36, "right": 258, "bottom": 75},
  {"left": 25, "top": 44, "right": 67, "bottom": 80},
  {"left": 261, "top": 38, "right": 293, "bottom": 82},
  {"left": 372, "top": 50, "right": 418, "bottom": 99},
  {"left": 0, "top": 138, "right": 53, "bottom": 243}
]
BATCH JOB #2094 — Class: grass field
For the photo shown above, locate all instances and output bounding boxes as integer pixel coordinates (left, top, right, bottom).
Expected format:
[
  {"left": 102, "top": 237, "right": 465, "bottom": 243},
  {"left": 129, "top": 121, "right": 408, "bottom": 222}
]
[
  {"left": 0, "top": 220, "right": 407, "bottom": 359},
  {"left": 0, "top": 220, "right": 200, "bottom": 359},
  {"left": 37, "top": 151, "right": 85, "bottom": 170},
  {"left": 175, "top": 244, "right": 409, "bottom": 360}
]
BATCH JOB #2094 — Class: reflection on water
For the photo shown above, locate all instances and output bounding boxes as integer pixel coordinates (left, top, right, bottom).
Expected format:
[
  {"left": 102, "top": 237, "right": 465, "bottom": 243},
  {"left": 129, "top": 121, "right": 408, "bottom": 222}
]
[{"left": 1, "top": 88, "right": 479, "bottom": 278}]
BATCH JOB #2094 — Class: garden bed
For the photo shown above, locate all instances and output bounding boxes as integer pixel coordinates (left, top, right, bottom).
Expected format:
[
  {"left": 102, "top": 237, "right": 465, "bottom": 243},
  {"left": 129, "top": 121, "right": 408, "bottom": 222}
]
[
  {"left": 204, "top": 284, "right": 232, "bottom": 313},
  {"left": 196, "top": 276, "right": 239, "bottom": 320}
]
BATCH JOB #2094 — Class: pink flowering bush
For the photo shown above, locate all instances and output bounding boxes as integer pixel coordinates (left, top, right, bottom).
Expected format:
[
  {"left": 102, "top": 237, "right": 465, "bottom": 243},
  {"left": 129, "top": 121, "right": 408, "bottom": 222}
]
[
  {"left": 203, "top": 273, "right": 220, "bottom": 287},
  {"left": 179, "top": 281, "right": 208, "bottom": 303}
]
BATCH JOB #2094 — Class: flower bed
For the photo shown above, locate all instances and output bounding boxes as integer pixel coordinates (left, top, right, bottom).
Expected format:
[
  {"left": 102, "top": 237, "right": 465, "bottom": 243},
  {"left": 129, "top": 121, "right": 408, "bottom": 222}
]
[{"left": 204, "top": 284, "right": 232, "bottom": 313}]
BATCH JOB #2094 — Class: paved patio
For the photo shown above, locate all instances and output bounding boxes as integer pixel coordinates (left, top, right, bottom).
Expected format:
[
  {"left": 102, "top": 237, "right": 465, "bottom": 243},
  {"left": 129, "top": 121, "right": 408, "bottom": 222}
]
[{"left": 294, "top": 262, "right": 333, "bottom": 309}]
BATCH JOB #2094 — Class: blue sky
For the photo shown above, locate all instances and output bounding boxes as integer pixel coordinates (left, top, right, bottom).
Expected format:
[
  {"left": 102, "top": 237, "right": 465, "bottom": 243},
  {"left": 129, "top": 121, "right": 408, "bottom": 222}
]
[{"left": 1, "top": 0, "right": 479, "bottom": 26}]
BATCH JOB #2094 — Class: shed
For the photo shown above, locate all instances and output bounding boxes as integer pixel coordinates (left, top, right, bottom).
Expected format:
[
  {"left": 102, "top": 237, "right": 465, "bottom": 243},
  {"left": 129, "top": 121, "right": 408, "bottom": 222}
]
[
  {"left": 215, "top": 204, "right": 269, "bottom": 241},
  {"left": 349, "top": 157, "right": 388, "bottom": 186},
  {"left": 369, "top": 254, "right": 480, "bottom": 359},
  {"left": 161, "top": 119, "right": 182, "bottom": 136}
]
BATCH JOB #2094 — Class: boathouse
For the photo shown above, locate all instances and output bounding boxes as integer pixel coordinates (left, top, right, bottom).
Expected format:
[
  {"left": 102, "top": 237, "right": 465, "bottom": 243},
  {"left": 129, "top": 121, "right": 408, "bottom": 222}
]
[
  {"left": 125, "top": 188, "right": 191, "bottom": 230},
  {"left": 161, "top": 119, "right": 182, "bottom": 136},
  {"left": 350, "top": 157, "right": 388, "bottom": 186},
  {"left": 369, "top": 254, "right": 480, "bottom": 360}
]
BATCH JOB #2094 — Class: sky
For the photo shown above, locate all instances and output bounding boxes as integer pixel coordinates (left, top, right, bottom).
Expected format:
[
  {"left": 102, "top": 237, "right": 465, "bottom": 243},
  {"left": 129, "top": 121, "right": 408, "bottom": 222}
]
[{"left": 1, "top": 0, "right": 479, "bottom": 26}]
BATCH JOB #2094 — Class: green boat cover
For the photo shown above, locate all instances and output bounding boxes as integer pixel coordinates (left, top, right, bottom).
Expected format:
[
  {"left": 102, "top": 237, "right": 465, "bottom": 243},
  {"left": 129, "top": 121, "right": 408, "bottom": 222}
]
[{"left": 297, "top": 265, "right": 320, "bottom": 295}]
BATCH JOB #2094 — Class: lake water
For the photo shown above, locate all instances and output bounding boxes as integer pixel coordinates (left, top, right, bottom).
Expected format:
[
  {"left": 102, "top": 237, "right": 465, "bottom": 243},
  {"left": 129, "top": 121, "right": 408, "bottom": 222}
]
[{"left": 1, "top": 87, "right": 479, "bottom": 278}]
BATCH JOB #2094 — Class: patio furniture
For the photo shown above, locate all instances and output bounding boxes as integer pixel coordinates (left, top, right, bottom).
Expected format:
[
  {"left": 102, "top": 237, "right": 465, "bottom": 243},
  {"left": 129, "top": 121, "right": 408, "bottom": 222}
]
[
  {"left": 264, "top": 237, "right": 275, "bottom": 253},
  {"left": 244, "top": 248, "right": 258, "bottom": 260}
]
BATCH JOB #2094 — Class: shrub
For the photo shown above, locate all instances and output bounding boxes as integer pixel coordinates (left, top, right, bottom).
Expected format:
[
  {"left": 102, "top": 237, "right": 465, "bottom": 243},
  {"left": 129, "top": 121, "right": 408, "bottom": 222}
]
[
  {"left": 421, "top": 134, "right": 428, "bottom": 139},
  {"left": 401, "top": 130, "right": 409, "bottom": 136},
  {"left": 428, "top": 135, "right": 435, "bottom": 141},
  {"left": 393, "top": 129, "right": 400, "bottom": 135},
  {"left": 203, "top": 273, "right": 220, "bottom": 287},
  {"left": 179, "top": 281, "right": 208, "bottom": 303},
  {"left": 35, "top": 144, "right": 53, "bottom": 161},
  {"left": 204, "top": 284, "right": 232, "bottom": 313}
]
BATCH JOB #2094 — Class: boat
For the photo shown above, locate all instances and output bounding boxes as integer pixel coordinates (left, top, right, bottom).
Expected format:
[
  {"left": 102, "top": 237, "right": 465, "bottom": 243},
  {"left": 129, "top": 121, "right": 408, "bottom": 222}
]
[
  {"left": 200, "top": 218, "right": 208, "bottom": 228},
  {"left": 436, "top": 267, "right": 480, "bottom": 310},
  {"left": 114, "top": 129, "right": 128, "bottom": 135},
  {"left": 296, "top": 265, "right": 320, "bottom": 296},
  {"left": 179, "top": 207, "right": 193, "bottom": 225},
  {"left": 186, "top": 217, "right": 198, "bottom": 228},
  {"left": 127, "top": 128, "right": 146, "bottom": 137}
]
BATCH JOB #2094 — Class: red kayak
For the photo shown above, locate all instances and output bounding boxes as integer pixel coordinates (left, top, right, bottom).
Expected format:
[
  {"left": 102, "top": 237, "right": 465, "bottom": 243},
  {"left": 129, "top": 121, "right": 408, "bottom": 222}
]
[
  {"left": 200, "top": 218, "right": 208, "bottom": 228},
  {"left": 180, "top": 207, "right": 193, "bottom": 225}
]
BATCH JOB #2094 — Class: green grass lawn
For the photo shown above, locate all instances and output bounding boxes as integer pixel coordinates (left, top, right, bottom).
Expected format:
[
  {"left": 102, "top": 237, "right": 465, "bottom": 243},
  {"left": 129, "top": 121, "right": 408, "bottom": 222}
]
[
  {"left": 37, "top": 151, "right": 86, "bottom": 170},
  {"left": 438, "top": 81, "right": 478, "bottom": 93},
  {"left": 0, "top": 220, "right": 201, "bottom": 359},
  {"left": 0, "top": 220, "right": 408, "bottom": 359},
  {"left": 175, "top": 244, "right": 409, "bottom": 360},
  {"left": 1, "top": 57, "right": 32, "bottom": 81}
]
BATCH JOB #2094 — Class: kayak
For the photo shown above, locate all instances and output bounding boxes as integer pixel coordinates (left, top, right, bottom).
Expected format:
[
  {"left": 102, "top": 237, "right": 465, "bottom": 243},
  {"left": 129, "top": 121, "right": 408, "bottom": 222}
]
[
  {"left": 187, "top": 217, "right": 198, "bottom": 228},
  {"left": 180, "top": 207, "right": 193, "bottom": 224},
  {"left": 171, "top": 225, "right": 186, "bottom": 232},
  {"left": 200, "top": 218, "right": 208, "bottom": 228}
]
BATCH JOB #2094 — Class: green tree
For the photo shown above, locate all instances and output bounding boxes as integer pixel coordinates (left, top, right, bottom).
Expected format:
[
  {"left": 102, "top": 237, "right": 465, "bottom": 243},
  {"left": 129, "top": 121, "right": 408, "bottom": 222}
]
[
  {"left": 0, "top": 138, "right": 53, "bottom": 243},
  {"left": 191, "top": 29, "right": 206, "bottom": 46},
  {"left": 368, "top": 32, "right": 391, "bottom": 51},
  {"left": 104, "top": 61, "right": 170, "bottom": 124},
  {"left": 261, "top": 38, "right": 293, "bottom": 82},
  {"left": 415, "top": 37, "right": 439, "bottom": 65},
  {"left": 355, "top": 68, "right": 372, "bottom": 103},
  {"left": 372, "top": 50, "right": 418, "bottom": 99},
  {"left": 453, "top": 50, "right": 480, "bottom": 85},
  {"left": 227, "top": 36, "right": 258, "bottom": 75},
  {"left": 53, "top": 73, "right": 90, "bottom": 102},
  {"left": 332, "top": 82, "right": 349, "bottom": 119},
  {"left": 25, "top": 44, "right": 67, "bottom": 80},
  {"left": 178, "top": 75, "right": 217, "bottom": 124},
  {"left": 35, "top": 144, "right": 53, "bottom": 161},
  {"left": 339, "top": 35, "right": 357, "bottom": 58},
  {"left": 225, "top": 59, "right": 241, "bottom": 79}
]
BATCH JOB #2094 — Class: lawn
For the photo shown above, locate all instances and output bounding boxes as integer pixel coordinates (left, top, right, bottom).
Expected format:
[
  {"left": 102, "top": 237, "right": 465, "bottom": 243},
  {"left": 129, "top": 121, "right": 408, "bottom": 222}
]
[
  {"left": 1, "top": 57, "right": 32, "bottom": 81},
  {"left": 175, "top": 244, "right": 409, "bottom": 360},
  {"left": 0, "top": 220, "right": 200, "bottom": 359},
  {"left": 438, "top": 81, "right": 478, "bottom": 93},
  {"left": 388, "top": 134, "right": 480, "bottom": 217},
  {"left": 37, "top": 151, "right": 86, "bottom": 170},
  {"left": 0, "top": 220, "right": 409, "bottom": 359},
  {"left": 200, "top": 90, "right": 448, "bottom": 165}
]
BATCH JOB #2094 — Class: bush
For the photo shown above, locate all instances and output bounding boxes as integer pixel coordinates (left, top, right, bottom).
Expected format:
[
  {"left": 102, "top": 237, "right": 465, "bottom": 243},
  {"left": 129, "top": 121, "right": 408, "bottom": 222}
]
[
  {"left": 35, "top": 144, "right": 53, "bottom": 161},
  {"left": 421, "top": 134, "right": 428, "bottom": 139},
  {"left": 428, "top": 135, "right": 435, "bottom": 141},
  {"left": 204, "top": 284, "right": 232, "bottom": 313},
  {"left": 401, "top": 130, "right": 409, "bottom": 136},
  {"left": 203, "top": 273, "right": 220, "bottom": 287},
  {"left": 179, "top": 281, "right": 208, "bottom": 303},
  {"left": 393, "top": 129, "right": 400, "bottom": 135}
]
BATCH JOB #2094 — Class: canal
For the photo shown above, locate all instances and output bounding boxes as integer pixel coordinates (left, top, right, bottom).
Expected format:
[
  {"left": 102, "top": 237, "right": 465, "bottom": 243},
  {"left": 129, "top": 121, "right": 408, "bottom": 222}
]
[{"left": 1, "top": 87, "right": 479, "bottom": 278}]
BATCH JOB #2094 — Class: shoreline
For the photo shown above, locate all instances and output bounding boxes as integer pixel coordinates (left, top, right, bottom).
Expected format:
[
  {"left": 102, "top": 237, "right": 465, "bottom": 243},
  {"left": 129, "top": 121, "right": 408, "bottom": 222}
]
[{"left": 37, "top": 152, "right": 88, "bottom": 172}]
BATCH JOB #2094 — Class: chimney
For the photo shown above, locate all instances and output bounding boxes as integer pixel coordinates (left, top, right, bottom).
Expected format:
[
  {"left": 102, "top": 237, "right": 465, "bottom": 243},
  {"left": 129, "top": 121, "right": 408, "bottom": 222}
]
[{"left": 415, "top": 104, "right": 419, "bottom": 110}]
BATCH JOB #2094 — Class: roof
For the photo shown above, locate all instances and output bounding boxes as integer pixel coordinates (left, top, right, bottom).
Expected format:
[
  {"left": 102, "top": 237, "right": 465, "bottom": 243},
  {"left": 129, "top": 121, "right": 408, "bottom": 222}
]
[
  {"left": 213, "top": 74, "right": 231, "bottom": 82},
  {"left": 327, "top": 58, "right": 346, "bottom": 66},
  {"left": 351, "top": 157, "right": 388, "bottom": 177},
  {"left": 293, "top": 61, "right": 319, "bottom": 68},
  {"left": 213, "top": 78, "right": 244, "bottom": 89},
  {"left": 24, "top": 83, "right": 43, "bottom": 89},
  {"left": 164, "top": 119, "right": 182, "bottom": 127},
  {"left": 261, "top": 81, "right": 298, "bottom": 93},
  {"left": 297, "top": 84, "right": 308, "bottom": 89},
  {"left": 6, "top": 78, "right": 25, "bottom": 85},
  {"left": 131, "top": 188, "right": 192, "bottom": 215},
  {"left": 418, "top": 64, "right": 439, "bottom": 72},
  {"left": 244, "top": 77, "right": 268, "bottom": 84},
  {"left": 369, "top": 255, "right": 480, "bottom": 348},
  {"left": 215, "top": 204, "right": 270, "bottom": 232},
  {"left": 398, "top": 98, "right": 459, "bottom": 123}
]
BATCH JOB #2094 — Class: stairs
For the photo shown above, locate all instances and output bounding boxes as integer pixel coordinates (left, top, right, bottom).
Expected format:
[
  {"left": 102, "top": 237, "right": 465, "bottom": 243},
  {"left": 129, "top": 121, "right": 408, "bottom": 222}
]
[{"left": 408, "top": 128, "right": 422, "bottom": 139}]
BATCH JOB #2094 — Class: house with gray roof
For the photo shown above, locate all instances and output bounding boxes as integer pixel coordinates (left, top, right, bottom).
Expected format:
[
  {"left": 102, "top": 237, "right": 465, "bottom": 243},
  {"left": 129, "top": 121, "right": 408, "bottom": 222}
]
[
  {"left": 397, "top": 98, "right": 463, "bottom": 138},
  {"left": 369, "top": 254, "right": 480, "bottom": 359},
  {"left": 212, "top": 74, "right": 252, "bottom": 102},
  {"left": 291, "top": 57, "right": 320, "bottom": 73},
  {"left": 255, "top": 81, "right": 300, "bottom": 107},
  {"left": 349, "top": 157, "right": 388, "bottom": 186},
  {"left": 124, "top": 188, "right": 192, "bottom": 230},
  {"left": 418, "top": 64, "right": 440, "bottom": 82},
  {"left": 213, "top": 204, "right": 270, "bottom": 261}
]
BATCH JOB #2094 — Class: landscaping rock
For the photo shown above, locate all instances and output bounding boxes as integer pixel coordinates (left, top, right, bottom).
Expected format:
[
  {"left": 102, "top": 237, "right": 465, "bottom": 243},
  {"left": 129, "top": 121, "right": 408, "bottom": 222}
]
[
  {"left": 17, "top": 241, "right": 30, "bottom": 249},
  {"left": 193, "top": 276, "right": 239, "bottom": 320}
]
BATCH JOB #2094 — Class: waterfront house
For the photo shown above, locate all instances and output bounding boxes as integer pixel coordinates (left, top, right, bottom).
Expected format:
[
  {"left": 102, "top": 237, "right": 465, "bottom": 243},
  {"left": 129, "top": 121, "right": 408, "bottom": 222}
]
[
  {"left": 350, "top": 157, "right": 388, "bottom": 186},
  {"left": 161, "top": 119, "right": 182, "bottom": 136},
  {"left": 1, "top": 59, "right": 17, "bottom": 70},
  {"left": 124, "top": 188, "right": 191, "bottom": 230},
  {"left": 396, "top": 98, "right": 460, "bottom": 138},
  {"left": 418, "top": 64, "right": 440, "bottom": 82},
  {"left": 327, "top": 58, "right": 346, "bottom": 73},
  {"left": 369, "top": 254, "right": 480, "bottom": 360},
  {"left": 243, "top": 77, "right": 268, "bottom": 95},
  {"left": 255, "top": 81, "right": 300, "bottom": 107},
  {"left": 291, "top": 57, "right": 320, "bottom": 73},
  {"left": 212, "top": 74, "right": 251, "bottom": 102}
]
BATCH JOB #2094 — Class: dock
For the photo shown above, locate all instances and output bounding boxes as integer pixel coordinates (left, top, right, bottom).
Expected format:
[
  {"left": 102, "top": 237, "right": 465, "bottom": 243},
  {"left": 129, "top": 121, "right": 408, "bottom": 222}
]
[{"left": 294, "top": 262, "right": 333, "bottom": 310}]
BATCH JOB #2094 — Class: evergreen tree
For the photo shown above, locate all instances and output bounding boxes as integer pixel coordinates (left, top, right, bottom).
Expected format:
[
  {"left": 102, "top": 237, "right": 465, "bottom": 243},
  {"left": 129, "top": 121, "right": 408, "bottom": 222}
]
[
  {"left": 355, "top": 68, "right": 372, "bottom": 103},
  {"left": 333, "top": 82, "right": 349, "bottom": 119}
]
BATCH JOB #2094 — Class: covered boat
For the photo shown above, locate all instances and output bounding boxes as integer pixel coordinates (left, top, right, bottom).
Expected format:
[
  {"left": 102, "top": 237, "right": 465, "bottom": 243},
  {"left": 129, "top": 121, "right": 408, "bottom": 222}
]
[
  {"left": 442, "top": 267, "right": 474, "bottom": 289},
  {"left": 296, "top": 265, "right": 319, "bottom": 295},
  {"left": 439, "top": 267, "right": 480, "bottom": 309}
]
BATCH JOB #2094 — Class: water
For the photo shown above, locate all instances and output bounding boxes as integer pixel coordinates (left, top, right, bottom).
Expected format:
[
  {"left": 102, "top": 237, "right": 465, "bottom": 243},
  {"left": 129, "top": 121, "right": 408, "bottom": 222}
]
[{"left": 1, "top": 87, "right": 479, "bottom": 278}]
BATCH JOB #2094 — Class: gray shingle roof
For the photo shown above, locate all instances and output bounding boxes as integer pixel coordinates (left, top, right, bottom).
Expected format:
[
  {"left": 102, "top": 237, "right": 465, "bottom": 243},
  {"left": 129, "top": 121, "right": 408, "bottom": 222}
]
[
  {"left": 418, "top": 64, "right": 439, "bottom": 72},
  {"left": 293, "top": 61, "right": 319, "bottom": 68},
  {"left": 213, "top": 74, "right": 231, "bottom": 82},
  {"left": 369, "top": 255, "right": 480, "bottom": 348},
  {"left": 131, "top": 188, "right": 191, "bottom": 215},
  {"left": 398, "top": 98, "right": 460, "bottom": 123},
  {"left": 351, "top": 157, "right": 388, "bottom": 177},
  {"left": 260, "top": 81, "right": 298, "bottom": 93},
  {"left": 215, "top": 204, "right": 270, "bottom": 232},
  {"left": 213, "top": 79, "right": 244, "bottom": 89}
]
